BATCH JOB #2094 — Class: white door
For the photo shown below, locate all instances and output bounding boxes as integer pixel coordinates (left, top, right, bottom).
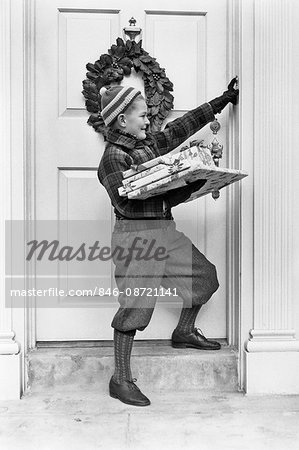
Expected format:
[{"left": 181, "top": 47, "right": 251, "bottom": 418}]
[{"left": 35, "top": 0, "right": 229, "bottom": 341}]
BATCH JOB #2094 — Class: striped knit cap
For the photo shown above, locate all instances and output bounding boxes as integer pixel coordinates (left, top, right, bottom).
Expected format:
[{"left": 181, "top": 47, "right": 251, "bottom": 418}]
[{"left": 100, "top": 86, "right": 141, "bottom": 126}]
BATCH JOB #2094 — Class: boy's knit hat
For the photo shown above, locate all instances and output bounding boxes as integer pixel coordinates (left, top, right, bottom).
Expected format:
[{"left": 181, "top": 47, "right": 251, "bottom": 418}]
[{"left": 100, "top": 86, "right": 141, "bottom": 126}]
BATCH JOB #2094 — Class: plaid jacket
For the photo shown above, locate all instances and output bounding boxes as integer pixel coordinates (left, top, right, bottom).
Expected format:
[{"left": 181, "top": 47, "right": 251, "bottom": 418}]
[{"left": 97, "top": 102, "right": 215, "bottom": 219}]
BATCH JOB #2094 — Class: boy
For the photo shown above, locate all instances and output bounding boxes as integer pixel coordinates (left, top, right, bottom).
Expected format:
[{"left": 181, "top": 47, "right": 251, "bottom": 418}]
[{"left": 98, "top": 79, "right": 239, "bottom": 406}]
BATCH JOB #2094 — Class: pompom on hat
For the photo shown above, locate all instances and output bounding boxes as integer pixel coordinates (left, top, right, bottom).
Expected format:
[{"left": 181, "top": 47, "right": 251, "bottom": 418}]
[{"left": 100, "top": 86, "right": 141, "bottom": 126}]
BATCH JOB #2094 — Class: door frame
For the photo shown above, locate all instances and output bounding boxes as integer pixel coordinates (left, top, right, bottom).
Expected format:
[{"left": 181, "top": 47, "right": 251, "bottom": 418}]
[{"left": 10, "top": 0, "right": 253, "bottom": 393}]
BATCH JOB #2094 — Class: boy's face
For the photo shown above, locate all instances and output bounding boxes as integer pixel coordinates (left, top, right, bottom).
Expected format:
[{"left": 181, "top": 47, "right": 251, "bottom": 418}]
[{"left": 124, "top": 99, "right": 150, "bottom": 140}]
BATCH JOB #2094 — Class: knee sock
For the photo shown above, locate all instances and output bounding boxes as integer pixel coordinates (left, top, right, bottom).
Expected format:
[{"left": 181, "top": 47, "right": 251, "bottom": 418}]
[
  {"left": 175, "top": 305, "right": 202, "bottom": 334},
  {"left": 113, "top": 328, "right": 136, "bottom": 383}
]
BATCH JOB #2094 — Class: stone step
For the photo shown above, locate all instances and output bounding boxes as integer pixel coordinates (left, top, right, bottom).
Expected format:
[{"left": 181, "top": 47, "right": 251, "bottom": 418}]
[{"left": 27, "top": 340, "right": 238, "bottom": 392}]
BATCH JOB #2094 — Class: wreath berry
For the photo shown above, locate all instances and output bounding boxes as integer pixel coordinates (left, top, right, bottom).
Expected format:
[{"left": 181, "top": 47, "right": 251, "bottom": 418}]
[{"left": 82, "top": 38, "right": 174, "bottom": 136}]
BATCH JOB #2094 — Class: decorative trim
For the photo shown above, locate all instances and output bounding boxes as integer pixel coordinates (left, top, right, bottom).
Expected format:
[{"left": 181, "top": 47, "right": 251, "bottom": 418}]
[
  {"left": 1, "top": 0, "right": 11, "bottom": 327},
  {"left": 0, "top": 0, "right": 11, "bottom": 318},
  {"left": 144, "top": 11, "right": 207, "bottom": 16},
  {"left": 226, "top": 0, "right": 241, "bottom": 349},
  {"left": 252, "top": 0, "right": 293, "bottom": 332},
  {"left": 245, "top": 0, "right": 298, "bottom": 361},
  {"left": 58, "top": 8, "right": 120, "bottom": 14},
  {"left": 0, "top": 332, "right": 20, "bottom": 355},
  {"left": 0, "top": 0, "right": 20, "bottom": 358},
  {"left": 24, "top": 0, "right": 37, "bottom": 353},
  {"left": 245, "top": 329, "right": 299, "bottom": 352},
  {"left": 230, "top": 0, "right": 255, "bottom": 391}
]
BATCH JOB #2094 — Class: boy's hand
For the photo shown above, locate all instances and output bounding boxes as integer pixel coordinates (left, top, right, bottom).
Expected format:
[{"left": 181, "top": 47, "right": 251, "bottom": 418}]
[
  {"left": 209, "top": 77, "right": 239, "bottom": 114},
  {"left": 226, "top": 77, "right": 239, "bottom": 105},
  {"left": 164, "top": 179, "right": 206, "bottom": 208}
]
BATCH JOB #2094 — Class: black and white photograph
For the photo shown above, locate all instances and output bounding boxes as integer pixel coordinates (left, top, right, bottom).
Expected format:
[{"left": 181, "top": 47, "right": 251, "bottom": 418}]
[{"left": 0, "top": 0, "right": 299, "bottom": 449}]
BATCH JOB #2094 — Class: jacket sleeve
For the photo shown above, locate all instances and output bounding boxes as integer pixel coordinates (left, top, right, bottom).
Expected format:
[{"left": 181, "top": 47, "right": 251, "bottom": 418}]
[
  {"left": 152, "top": 102, "right": 215, "bottom": 156},
  {"left": 98, "top": 147, "right": 165, "bottom": 219}
]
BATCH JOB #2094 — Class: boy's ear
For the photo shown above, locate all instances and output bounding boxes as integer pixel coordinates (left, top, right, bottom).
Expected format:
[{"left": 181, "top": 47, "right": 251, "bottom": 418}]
[{"left": 117, "top": 114, "right": 126, "bottom": 128}]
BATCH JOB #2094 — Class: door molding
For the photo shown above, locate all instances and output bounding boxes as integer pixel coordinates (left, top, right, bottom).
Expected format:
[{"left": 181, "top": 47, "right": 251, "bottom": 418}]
[
  {"left": 0, "top": 0, "right": 22, "bottom": 400},
  {"left": 227, "top": 0, "right": 256, "bottom": 391},
  {"left": 227, "top": 0, "right": 241, "bottom": 350},
  {"left": 24, "top": 0, "right": 38, "bottom": 353}
]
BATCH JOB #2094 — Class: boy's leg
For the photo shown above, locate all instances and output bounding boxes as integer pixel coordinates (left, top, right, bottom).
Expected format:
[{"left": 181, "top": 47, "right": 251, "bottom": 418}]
[
  {"left": 109, "top": 327, "right": 151, "bottom": 407},
  {"left": 113, "top": 328, "right": 135, "bottom": 383},
  {"left": 175, "top": 243, "right": 217, "bottom": 322},
  {"left": 175, "top": 304, "right": 203, "bottom": 335},
  {"left": 161, "top": 228, "right": 220, "bottom": 349},
  {"left": 111, "top": 224, "right": 168, "bottom": 332},
  {"left": 109, "top": 223, "right": 168, "bottom": 406}
]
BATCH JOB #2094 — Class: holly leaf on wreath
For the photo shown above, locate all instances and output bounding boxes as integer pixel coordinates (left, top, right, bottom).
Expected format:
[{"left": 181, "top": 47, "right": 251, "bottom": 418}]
[
  {"left": 86, "top": 63, "right": 97, "bottom": 73},
  {"left": 153, "top": 92, "right": 162, "bottom": 106},
  {"left": 140, "top": 55, "right": 154, "bottom": 64},
  {"left": 146, "top": 86, "right": 156, "bottom": 97},
  {"left": 94, "top": 60, "right": 105, "bottom": 72},
  {"left": 132, "top": 41, "right": 142, "bottom": 56},
  {"left": 133, "top": 58, "right": 141, "bottom": 70},
  {"left": 82, "top": 90, "right": 89, "bottom": 99},
  {"left": 139, "top": 61, "right": 151, "bottom": 74},
  {"left": 150, "top": 106, "right": 160, "bottom": 116},
  {"left": 82, "top": 89, "right": 97, "bottom": 102},
  {"left": 110, "top": 44, "right": 126, "bottom": 59},
  {"left": 133, "top": 58, "right": 151, "bottom": 75},
  {"left": 126, "top": 43, "right": 136, "bottom": 57},
  {"left": 99, "top": 54, "right": 113, "bottom": 66},
  {"left": 158, "top": 104, "right": 167, "bottom": 116},
  {"left": 116, "top": 37, "right": 125, "bottom": 47},
  {"left": 87, "top": 114, "right": 100, "bottom": 124},
  {"left": 120, "top": 57, "right": 133, "bottom": 68},
  {"left": 88, "top": 118, "right": 102, "bottom": 129},
  {"left": 151, "top": 65, "right": 163, "bottom": 74},
  {"left": 86, "top": 72, "right": 99, "bottom": 81},
  {"left": 148, "top": 79, "right": 156, "bottom": 88},
  {"left": 156, "top": 81, "right": 164, "bottom": 94},
  {"left": 164, "top": 91, "right": 174, "bottom": 103},
  {"left": 122, "top": 66, "right": 131, "bottom": 76},
  {"left": 82, "top": 79, "right": 93, "bottom": 91},
  {"left": 126, "top": 40, "right": 133, "bottom": 51},
  {"left": 161, "top": 79, "right": 174, "bottom": 91},
  {"left": 85, "top": 100, "right": 99, "bottom": 113}
]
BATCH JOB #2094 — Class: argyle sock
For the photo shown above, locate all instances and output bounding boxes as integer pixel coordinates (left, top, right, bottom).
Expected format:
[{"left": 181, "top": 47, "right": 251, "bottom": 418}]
[
  {"left": 175, "top": 305, "right": 202, "bottom": 335},
  {"left": 113, "top": 329, "right": 136, "bottom": 384}
]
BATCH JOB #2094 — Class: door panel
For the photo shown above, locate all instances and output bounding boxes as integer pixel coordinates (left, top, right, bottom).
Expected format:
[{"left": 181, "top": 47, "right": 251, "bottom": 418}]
[
  {"left": 145, "top": 12, "right": 206, "bottom": 110},
  {"left": 35, "top": 0, "right": 228, "bottom": 340},
  {"left": 58, "top": 10, "right": 120, "bottom": 115}
]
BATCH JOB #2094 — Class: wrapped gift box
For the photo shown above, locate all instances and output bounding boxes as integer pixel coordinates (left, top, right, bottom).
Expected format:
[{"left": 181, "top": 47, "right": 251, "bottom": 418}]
[{"left": 119, "top": 145, "right": 248, "bottom": 201}]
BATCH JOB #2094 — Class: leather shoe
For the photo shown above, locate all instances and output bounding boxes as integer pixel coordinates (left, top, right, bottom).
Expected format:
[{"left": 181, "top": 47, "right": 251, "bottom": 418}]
[
  {"left": 109, "top": 377, "right": 151, "bottom": 407},
  {"left": 172, "top": 327, "right": 221, "bottom": 350}
]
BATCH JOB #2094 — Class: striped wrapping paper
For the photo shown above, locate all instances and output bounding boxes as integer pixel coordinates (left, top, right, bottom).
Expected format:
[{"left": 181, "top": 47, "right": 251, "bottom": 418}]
[{"left": 119, "top": 146, "right": 248, "bottom": 201}]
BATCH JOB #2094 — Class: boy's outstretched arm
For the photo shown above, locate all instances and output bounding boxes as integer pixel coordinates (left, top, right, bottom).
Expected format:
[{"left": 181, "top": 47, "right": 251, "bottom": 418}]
[{"left": 152, "top": 77, "right": 239, "bottom": 156}]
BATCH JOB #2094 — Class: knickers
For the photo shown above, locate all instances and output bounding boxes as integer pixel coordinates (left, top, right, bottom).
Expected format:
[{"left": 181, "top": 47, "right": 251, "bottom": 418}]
[{"left": 111, "top": 220, "right": 219, "bottom": 332}]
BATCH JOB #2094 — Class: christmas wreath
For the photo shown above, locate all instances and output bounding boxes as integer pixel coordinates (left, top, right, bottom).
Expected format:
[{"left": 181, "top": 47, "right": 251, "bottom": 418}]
[{"left": 82, "top": 38, "right": 174, "bottom": 136}]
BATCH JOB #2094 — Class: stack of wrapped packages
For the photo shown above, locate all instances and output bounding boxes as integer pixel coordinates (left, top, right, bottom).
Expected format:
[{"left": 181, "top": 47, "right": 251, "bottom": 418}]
[{"left": 118, "top": 143, "right": 248, "bottom": 202}]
